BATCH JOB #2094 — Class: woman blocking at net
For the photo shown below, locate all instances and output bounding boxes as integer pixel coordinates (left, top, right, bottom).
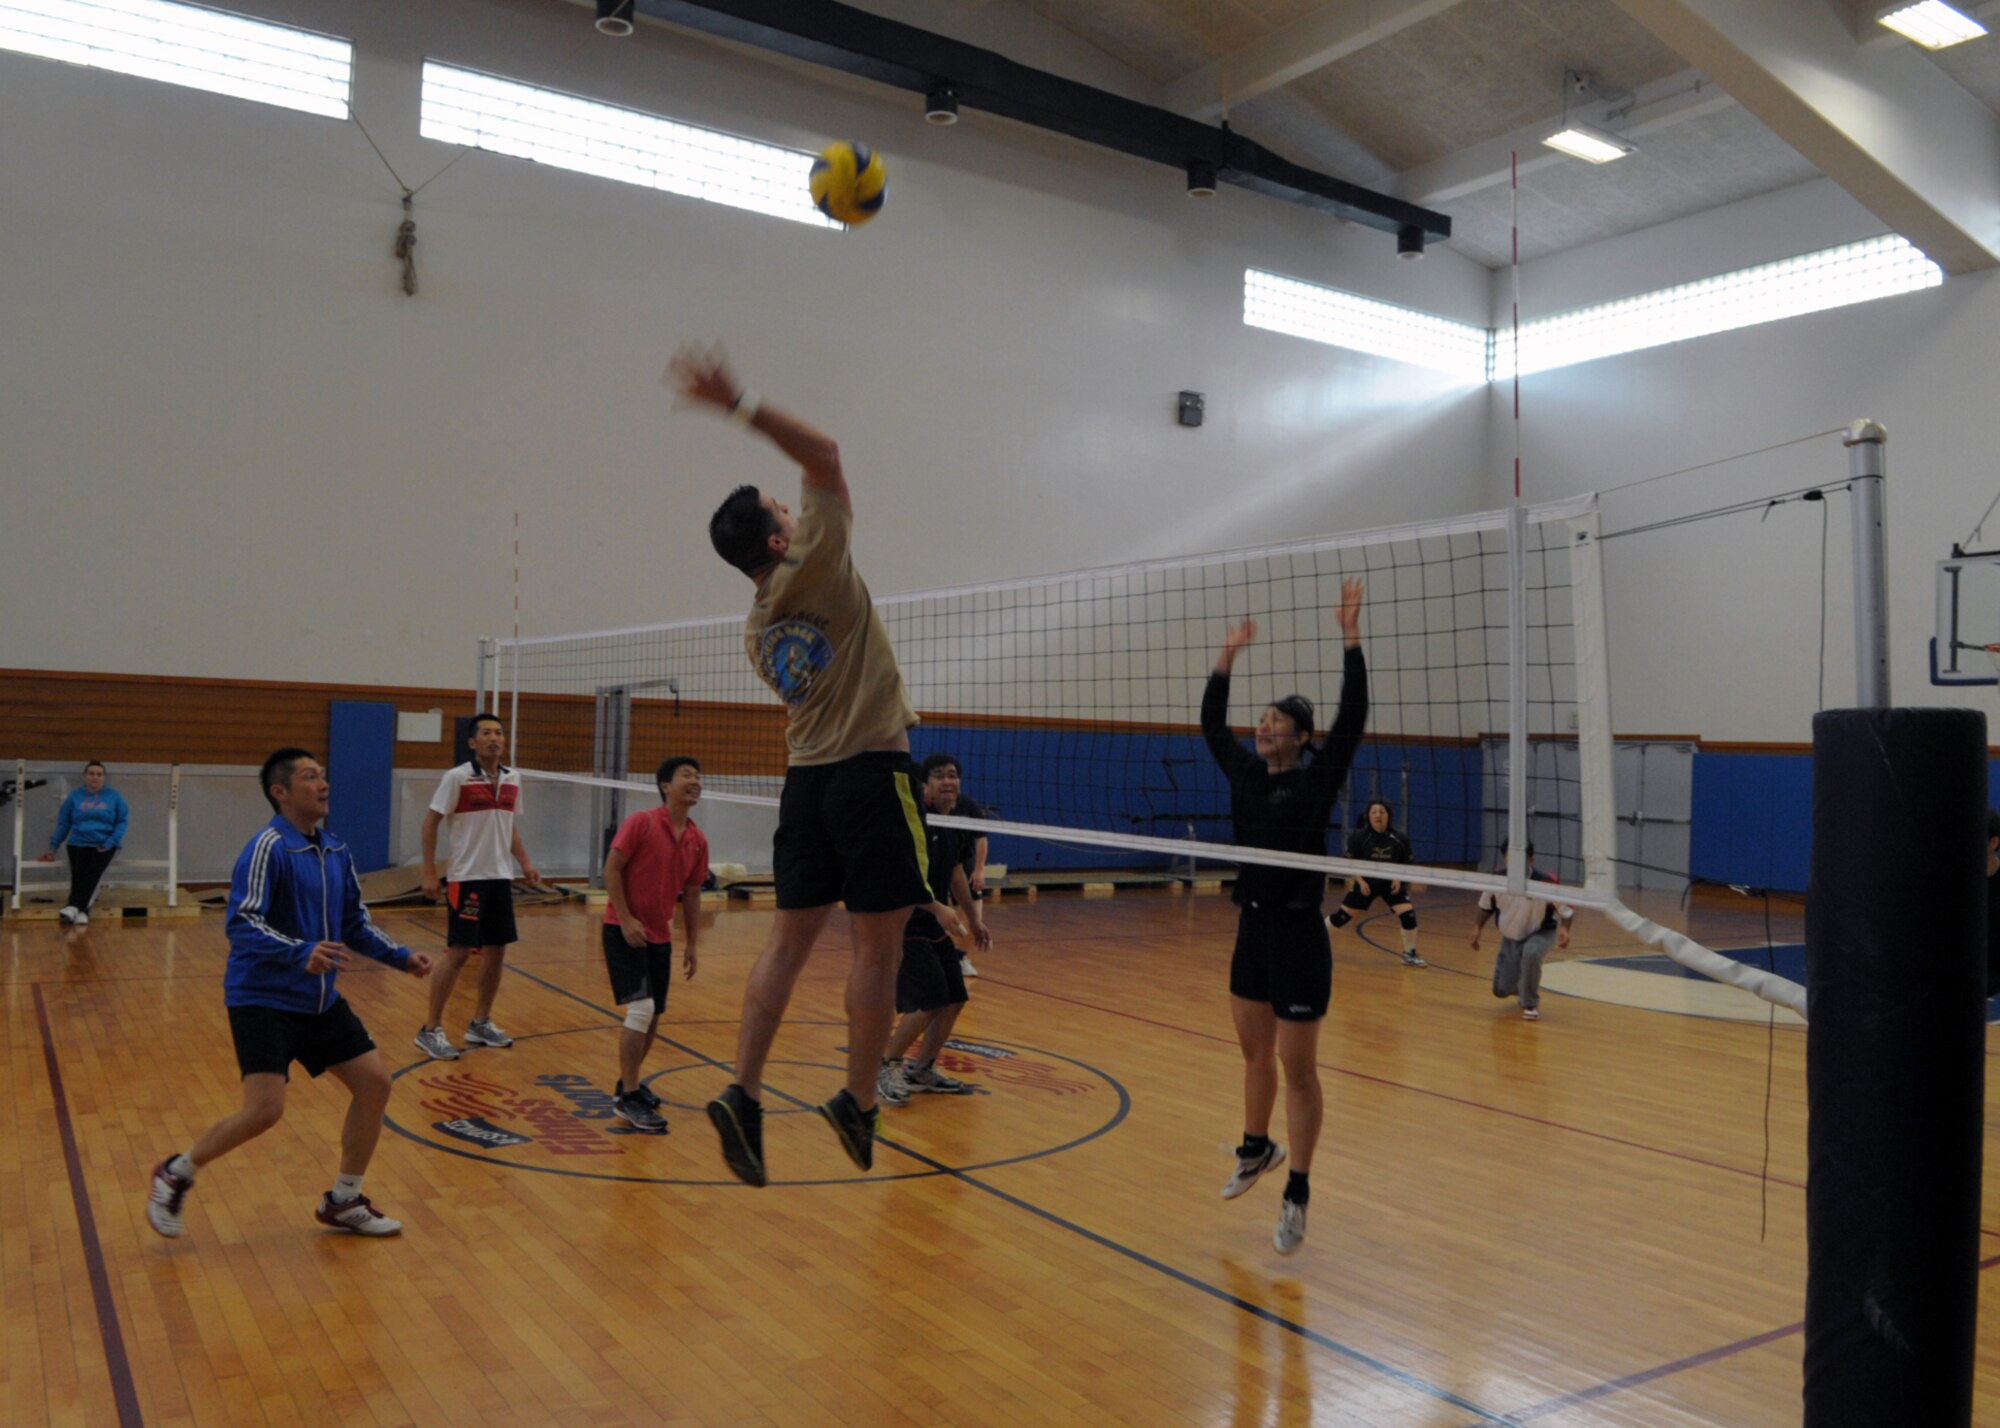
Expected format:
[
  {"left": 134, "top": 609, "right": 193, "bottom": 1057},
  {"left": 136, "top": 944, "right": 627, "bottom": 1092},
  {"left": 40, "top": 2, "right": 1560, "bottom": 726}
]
[
  {"left": 1326, "top": 799, "right": 1424, "bottom": 967},
  {"left": 38, "top": 760, "right": 130, "bottom": 926},
  {"left": 1201, "top": 577, "right": 1368, "bottom": 1255}
]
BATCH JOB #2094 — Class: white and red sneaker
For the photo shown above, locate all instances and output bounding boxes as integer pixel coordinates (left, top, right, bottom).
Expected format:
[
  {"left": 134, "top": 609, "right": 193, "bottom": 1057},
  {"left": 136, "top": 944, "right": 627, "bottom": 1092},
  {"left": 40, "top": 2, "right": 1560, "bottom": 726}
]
[
  {"left": 146, "top": 1159, "right": 194, "bottom": 1238},
  {"left": 314, "top": 1193, "right": 403, "bottom": 1236}
]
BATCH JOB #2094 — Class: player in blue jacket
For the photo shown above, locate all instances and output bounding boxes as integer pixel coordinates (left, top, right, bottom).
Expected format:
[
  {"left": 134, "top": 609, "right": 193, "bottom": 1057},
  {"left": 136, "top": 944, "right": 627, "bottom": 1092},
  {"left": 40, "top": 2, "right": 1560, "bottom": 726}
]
[
  {"left": 145, "top": 748, "right": 434, "bottom": 1241},
  {"left": 37, "top": 761, "right": 130, "bottom": 925}
]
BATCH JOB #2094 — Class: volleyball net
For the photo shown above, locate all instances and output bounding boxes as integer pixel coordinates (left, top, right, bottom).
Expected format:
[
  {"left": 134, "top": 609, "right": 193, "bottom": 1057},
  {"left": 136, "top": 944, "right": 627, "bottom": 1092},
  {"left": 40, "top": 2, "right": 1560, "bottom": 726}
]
[{"left": 479, "top": 494, "right": 1619, "bottom": 911}]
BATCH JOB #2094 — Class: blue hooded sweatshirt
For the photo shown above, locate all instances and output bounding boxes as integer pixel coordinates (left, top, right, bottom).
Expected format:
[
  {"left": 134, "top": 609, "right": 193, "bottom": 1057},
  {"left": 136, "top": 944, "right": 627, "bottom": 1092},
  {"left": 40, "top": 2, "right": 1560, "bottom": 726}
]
[
  {"left": 51, "top": 787, "right": 130, "bottom": 851},
  {"left": 224, "top": 815, "right": 412, "bottom": 1014}
]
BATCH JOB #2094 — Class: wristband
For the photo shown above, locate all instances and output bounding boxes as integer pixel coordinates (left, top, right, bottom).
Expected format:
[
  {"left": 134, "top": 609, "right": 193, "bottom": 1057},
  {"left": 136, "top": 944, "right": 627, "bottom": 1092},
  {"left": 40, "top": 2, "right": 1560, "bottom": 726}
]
[{"left": 729, "top": 390, "right": 762, "bottom": 427}]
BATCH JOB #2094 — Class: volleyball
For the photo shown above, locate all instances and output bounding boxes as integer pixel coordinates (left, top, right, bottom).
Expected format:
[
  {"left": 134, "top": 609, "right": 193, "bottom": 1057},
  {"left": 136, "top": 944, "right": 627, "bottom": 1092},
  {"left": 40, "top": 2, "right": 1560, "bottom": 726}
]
[{"left": 809, "top": 141, "right": 887, "bottom": 226}]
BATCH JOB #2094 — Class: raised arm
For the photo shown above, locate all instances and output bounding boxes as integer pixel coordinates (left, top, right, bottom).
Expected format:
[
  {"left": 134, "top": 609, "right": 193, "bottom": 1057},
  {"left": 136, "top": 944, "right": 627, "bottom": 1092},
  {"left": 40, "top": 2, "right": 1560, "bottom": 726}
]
[
  {"left": 668, "top": 342, "right": 847, "bottom": 504},
  {"left": 1311, "top": 579, "right": 1370, "bottom": 790},
  {"left": 1202, "top": 619, "right": 1259, "bottom": 782}
]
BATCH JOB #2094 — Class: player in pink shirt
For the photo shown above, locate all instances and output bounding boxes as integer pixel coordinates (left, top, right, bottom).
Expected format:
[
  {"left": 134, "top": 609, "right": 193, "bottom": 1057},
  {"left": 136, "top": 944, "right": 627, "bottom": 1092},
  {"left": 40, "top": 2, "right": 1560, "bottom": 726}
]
[{"left": 602, "top": 757, "right": 709, "bottom": 1132}]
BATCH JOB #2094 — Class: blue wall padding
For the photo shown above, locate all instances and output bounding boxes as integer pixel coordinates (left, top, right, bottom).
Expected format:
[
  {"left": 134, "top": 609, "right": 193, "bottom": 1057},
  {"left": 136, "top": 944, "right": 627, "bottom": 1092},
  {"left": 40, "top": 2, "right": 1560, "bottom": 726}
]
[
  {"left": 328, "top": 700, "right": 396, "bottom": 873},
  {"left": 1690, "top": 752, "right": 1814, "bottom": 892},
  {"left": 910, "top": 723, "right": 1480, "bottom": 871}
]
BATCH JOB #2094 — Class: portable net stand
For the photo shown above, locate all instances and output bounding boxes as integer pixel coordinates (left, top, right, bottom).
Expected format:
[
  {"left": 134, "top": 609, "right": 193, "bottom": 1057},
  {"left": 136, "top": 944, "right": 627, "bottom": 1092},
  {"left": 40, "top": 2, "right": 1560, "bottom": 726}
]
[
  {"left": 482, "top": 496, "right": 1621, "bottom": 909},
  {"left": 8, "top": 758, "right": 187, "bottom": 914}
]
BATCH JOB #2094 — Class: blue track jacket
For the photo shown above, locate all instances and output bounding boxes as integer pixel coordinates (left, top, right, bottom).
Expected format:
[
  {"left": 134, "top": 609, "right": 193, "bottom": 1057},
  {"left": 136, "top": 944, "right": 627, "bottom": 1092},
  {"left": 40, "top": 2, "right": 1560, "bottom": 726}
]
[{"left": 224, "top": 816, "right": 412, "bottom": 1014}]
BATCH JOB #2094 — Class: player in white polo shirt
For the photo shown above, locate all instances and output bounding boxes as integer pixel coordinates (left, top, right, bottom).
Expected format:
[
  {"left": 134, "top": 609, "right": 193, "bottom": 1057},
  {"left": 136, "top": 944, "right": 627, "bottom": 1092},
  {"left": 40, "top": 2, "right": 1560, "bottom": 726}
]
[{"left": 416, "top": 713, "right": 542, "bottom": 1059}]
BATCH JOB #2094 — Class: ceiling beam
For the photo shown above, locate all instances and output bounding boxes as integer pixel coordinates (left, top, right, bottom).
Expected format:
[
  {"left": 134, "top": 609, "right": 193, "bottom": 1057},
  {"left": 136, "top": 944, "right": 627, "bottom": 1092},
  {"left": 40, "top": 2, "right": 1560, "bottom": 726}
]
[
  {"left": 1397, "top": 68, "right": 1736, "bottom": 205},
  {"left": 633, "top": 0, "right": 1451, "bottom": 242},
  {"left": 1159, "top": 0, "right": 1469, "bottom": 121},
  {"left": 1609, "top": 0, "right": 2000, "bottom": 273}
]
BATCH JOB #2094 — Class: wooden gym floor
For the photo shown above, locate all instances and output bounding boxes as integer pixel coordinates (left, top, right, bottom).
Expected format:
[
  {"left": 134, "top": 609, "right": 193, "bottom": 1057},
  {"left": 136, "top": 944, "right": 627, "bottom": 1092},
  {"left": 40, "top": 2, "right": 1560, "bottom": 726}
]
[{"left": 5, "top": 886, "right": 1998, "bottom": 1427}]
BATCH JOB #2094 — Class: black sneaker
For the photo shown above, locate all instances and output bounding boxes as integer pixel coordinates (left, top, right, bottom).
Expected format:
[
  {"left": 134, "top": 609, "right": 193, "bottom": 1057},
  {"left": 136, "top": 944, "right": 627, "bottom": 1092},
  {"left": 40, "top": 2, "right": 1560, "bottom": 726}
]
[
  {"left": 614, "top": 1090, "right": 667, "bottom": 1133},
  {"left": 815, "top": 1088, "right": 880, "bottom": 1172},
  {"left": 633, "top": 1081, "right": 664, "bottom": 1112},
  {"left": 706, "top": 1084, "right": 766, "bottom": 1187}
]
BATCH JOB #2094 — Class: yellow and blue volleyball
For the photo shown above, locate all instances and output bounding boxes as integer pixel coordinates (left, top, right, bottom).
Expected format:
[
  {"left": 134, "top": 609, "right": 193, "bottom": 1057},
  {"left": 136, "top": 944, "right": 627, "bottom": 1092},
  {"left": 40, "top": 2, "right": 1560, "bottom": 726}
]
[{"left": 809, "top": 141, "right": 887, "bottom": 226}]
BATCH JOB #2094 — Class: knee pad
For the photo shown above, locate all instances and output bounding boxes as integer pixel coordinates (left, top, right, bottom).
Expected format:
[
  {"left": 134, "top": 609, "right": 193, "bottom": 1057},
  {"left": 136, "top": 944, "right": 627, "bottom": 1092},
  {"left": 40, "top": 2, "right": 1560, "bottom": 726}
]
[
  {"left": 1327, "top": 909, "right": 1352, "bottom": 929},
  {"left": 1398, "top": 910, "right": 1418, "bottom": 932},
  {"left": 622, "top": 997, "right": 657, "bottom": 1032}
]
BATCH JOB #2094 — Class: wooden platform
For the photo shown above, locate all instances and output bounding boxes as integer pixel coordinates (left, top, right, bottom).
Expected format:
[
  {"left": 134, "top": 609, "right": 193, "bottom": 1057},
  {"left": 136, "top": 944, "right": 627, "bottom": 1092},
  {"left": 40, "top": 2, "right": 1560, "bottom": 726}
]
[
  {"left": 6, "top": 887, "right": 201, "bottom": 921},
  {"left": 5, "top": 886, "right": 1999, "bottom": 1425}
]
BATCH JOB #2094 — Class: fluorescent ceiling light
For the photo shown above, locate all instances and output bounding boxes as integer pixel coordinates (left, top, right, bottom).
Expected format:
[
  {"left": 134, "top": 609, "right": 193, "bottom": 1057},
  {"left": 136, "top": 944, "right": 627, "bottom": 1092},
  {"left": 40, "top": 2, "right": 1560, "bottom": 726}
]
[
  {"left": 1542, "top": 122, "right": 1635, "bottom": 164},
  {"left": 1875, "top": 2, "right": 1988, "bottom": 48}
]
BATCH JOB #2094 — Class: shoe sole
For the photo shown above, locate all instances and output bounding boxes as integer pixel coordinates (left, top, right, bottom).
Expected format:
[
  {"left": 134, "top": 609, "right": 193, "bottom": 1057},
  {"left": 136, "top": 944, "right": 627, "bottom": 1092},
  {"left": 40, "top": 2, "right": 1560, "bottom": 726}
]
[
  {"left": 706, "top": 1098, "right": 767, "bottom": 1187},
  {"left": 815, "top": 1101, "right": 876, "bottom": 1172},
  {"left": 908, "top": 1083, "right": 972, "bottom": 1095},
  {"left": 1221, "top": 1143, "right": 1287, "bottom": 1200},
  {"left": 316, "top": 1216, "right": 402, "bottom": 1236}
]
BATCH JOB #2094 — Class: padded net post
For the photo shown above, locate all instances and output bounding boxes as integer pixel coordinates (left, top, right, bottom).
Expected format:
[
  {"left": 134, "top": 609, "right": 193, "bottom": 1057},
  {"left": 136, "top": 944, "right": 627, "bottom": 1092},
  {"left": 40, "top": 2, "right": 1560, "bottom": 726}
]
[{"left": 1803, "top": 707, "right": 1985, "bottom": 1425}]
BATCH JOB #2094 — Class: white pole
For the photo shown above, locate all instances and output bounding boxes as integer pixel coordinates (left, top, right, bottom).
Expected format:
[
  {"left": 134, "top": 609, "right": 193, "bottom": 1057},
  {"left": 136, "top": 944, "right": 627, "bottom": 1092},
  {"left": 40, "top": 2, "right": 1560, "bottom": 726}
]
[
  {"left": 509, "top": 643, "right": 521, "bottom": 766},
  {"left": 1506, "top": 503, "right": 1530, "bottom": 893},
  {"left": 167, "top": 764, "right": 181, "bottom": 908},
  {"left": 1845, "top": 420, "right": 1890, "bottom": 709},
  {"left": 10, "top": 758, "right": 24, "bottom": 912}
]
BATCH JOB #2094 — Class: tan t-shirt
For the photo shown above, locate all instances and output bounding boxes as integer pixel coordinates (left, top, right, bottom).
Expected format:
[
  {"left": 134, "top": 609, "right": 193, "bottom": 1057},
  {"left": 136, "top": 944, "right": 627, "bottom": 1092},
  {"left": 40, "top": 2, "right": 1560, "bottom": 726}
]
[{"left": 743, "top": 486, "right": 917, "bottom": 765}]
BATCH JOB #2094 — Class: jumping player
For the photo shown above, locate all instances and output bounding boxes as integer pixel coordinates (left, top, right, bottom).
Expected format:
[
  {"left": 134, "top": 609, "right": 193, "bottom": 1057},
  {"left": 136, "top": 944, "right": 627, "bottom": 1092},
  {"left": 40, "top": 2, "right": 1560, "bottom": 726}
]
[{"left": 1201, "top": 578, "right": 1368, "bottom": 1255}]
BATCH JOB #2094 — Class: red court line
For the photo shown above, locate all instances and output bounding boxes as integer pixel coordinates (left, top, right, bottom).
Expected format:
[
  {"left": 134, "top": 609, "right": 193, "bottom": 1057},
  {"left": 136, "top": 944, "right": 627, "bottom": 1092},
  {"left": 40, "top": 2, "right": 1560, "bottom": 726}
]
[
  {"left": 1500, "top": 1253, "right": 2000, "bottom": 1422},
  {"left": 978, "top": 977, "right": 1809, "bottom": 1190},
  {"left": 33, "top": 985, "right": 146, "bottom": 1428}
]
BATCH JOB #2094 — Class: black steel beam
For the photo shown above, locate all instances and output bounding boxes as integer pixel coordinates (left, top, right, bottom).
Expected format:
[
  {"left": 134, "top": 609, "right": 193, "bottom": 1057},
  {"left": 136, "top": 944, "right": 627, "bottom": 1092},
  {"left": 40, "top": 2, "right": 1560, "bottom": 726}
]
[{"left": 635, "top": 0, "right": 1450, "bottom": 245}]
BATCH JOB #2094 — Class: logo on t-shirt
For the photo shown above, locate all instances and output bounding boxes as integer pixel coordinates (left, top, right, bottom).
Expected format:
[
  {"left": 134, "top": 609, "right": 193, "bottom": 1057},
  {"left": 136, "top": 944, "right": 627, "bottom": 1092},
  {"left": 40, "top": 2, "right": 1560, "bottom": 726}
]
[{"left": 758, "top": 618, "right": 835, "bottom": 707}]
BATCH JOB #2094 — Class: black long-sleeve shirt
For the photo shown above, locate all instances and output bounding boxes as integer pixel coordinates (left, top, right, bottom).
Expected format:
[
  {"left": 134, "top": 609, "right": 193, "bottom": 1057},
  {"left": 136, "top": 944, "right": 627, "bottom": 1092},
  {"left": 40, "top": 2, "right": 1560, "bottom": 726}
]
[
  {"left": 1344, "top": 825, "right": 1412, "bottom": 870},
  {"left": 1201, "top": 646, "right": 1369, "bottom": 909}
]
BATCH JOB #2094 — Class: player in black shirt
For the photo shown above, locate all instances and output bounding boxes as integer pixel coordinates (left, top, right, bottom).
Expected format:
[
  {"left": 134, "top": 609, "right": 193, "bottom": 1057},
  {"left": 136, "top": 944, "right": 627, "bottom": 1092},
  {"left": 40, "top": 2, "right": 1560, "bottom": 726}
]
[
  {"left": 1200, "top": 576, "right": 1367, "bottom": 1255},
  {"left": 878, "top": 756, "right": 992, "bottom": 1103},
  {"left": 1327, "top": 799, "right": 1424, "bottom": 967}
]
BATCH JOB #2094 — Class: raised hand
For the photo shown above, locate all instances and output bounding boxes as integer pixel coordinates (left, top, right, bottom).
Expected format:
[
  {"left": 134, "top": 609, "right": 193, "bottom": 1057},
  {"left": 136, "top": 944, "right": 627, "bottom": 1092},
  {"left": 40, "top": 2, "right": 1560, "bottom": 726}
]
[
  {"left": 665, "top": 341, "right": 743, "bottom": 413},
  {"left": 1337, "top": 576, "right": 1365, "bottom": 642}
]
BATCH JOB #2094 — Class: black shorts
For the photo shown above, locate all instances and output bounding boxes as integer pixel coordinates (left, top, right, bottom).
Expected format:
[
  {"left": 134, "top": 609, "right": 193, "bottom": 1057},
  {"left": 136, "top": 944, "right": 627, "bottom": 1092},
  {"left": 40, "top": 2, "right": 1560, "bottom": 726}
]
[
  {"left": 226, "top": 999, "right": 376, "bottom": 1080},
  {"left": 446, "top": 878, "right": 518, "bottom": 948},
  {"left": 1229, "top": 904, "right": 1333, "bottom": 1021},
  {"left": 896, "top": 911, "right": 969, "bottom": 1014},
  {"left": 1340, "top": 877, "right": 1412, "bottom": 912},
  {"left": 601, "top": 923, "right": 673, "bottom": 1007},
  {"left": 774, "top": 752, "right": 931, "bottom": 913}
]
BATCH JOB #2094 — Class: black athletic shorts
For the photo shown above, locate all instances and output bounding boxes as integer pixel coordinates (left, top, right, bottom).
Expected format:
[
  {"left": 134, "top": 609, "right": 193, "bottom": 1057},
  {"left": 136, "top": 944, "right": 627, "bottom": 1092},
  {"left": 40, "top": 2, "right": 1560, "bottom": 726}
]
[
  {"left": 896, "top": 909, "right": 969, "bottom": 1014},
  {"left": 1339, "top": 876, "right": 1412, "bottom": 912},
  {"left": 446, "top": 878, "right": 518, "bottom": 948},
  {"left": 601, "top": 923, "right": 673, "bottom": 1008},
  {"left": 1229, "top": 904, "right": 1333, "bottom": 1021},
  {"left": 227, "top": 999, "right": 376, "bottom": 1080},
  {"left": 774, "top": 751, "right": 931, "bottom": 913}
]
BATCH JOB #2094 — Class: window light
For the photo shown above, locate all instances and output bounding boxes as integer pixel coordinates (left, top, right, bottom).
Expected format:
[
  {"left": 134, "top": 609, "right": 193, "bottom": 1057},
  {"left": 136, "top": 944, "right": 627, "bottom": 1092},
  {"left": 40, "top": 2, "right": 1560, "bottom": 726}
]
[
  {"left": 1493, "top": 235, "right": 1943, "bottom": 380},
  {"left": 1246, "top": 236, "right": 1942, "bottom": 384},
  {"left": 0, "top": 0, "right": 351, "bottom": 119},
  {"left": 1243, "top": 269, "right": 1488, "bottom": 382},
  {"left": 419, "top": 62, "right": 837, "bottom": 229},
  {"left": 1875, "top": 1, "right": 1987, "bottom": 48}
]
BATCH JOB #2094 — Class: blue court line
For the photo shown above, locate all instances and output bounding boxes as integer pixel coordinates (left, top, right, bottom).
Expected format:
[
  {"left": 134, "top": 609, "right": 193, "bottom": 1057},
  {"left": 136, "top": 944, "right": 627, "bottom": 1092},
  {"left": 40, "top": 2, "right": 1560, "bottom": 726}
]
[{"left": 394, "top": 917, "right": 1511, "bottom": 1422}]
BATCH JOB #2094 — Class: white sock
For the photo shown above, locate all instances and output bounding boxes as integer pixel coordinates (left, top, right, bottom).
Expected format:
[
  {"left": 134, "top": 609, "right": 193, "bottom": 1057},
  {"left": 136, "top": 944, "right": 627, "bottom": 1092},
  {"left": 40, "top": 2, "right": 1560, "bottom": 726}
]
[
  {"left": 168, "top": 1153, "right": 198, "bottom": 1180},
  {"left": 330, "top": 1172, "right": 364, "bottom": 1204}
]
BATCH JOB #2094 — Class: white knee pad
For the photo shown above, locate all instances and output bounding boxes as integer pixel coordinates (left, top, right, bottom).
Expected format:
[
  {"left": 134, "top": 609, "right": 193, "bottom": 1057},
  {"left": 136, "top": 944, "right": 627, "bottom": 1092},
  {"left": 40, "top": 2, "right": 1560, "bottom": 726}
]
[{"left": 622, "top": 997, "right": 657, "bottom": 1032}]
